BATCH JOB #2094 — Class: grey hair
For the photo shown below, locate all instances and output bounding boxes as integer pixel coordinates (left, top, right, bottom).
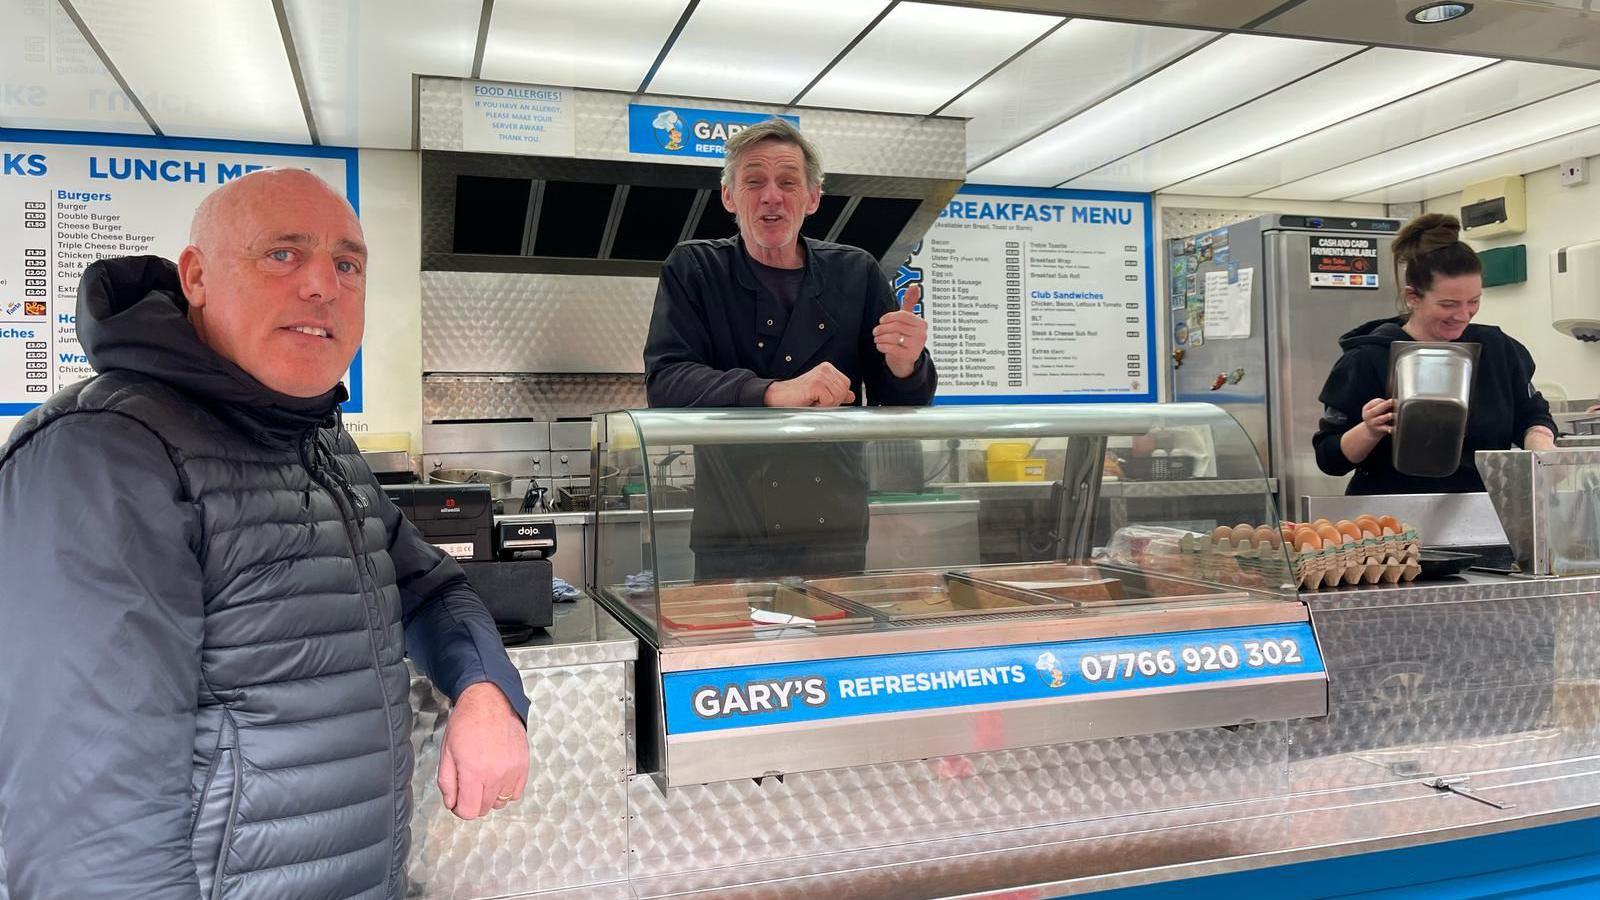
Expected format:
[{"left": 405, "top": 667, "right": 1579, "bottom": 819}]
[{"left": 720, "top": 118, "right": 824, "bottom": 191}]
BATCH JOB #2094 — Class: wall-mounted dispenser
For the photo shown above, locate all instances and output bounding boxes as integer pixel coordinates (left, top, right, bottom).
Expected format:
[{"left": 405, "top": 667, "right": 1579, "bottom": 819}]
[
  {"left": 1460, "top": 175, "right": 1526, "bottom": 239},
  {"left": 1552, "top": 240, "right": 1600, "bottom": 342}
]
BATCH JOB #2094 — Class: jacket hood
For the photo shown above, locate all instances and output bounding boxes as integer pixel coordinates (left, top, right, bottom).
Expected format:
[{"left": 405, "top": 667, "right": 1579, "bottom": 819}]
[
  {"left": 1337, "top": 316, "right": 1415, "bottom": 351},
  {"left": 77, "top": 255, "right": 345, "bottom": 445}
]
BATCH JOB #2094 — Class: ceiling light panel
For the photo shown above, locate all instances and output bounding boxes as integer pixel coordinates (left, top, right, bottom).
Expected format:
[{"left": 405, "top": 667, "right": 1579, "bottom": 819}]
[
  {"left": 801, "top": 2, "right": 1060, "bottom": 114},
  {"left": 283, "top": 0, "right": 480, "bottom": 148},
  {"left": 1259, "top": 80, "right": 1600, "bottom": 200},
  {"left": 0, "top": 1, "right": 150, "bottom": 133},
  {"left": 968, "top": 33, "right": 1355, "bottom": 188},
  {"left": 70, "top": 0, "right": 309, "bottom": 142},
  {"left": 648, "top": 0, "right": 890, "bottom": 103},
  {"left": 1348, "top": 121, "right": 1600, "bottom": 203},
  {"left": 1170, "top": 61, "right": 1599, "bottom": 197},
  {"left": 1067, "top": 48, "right": 1494, "bottom": 193},
  {"left": 948, "top": 19, "right": 1212, "bottom": 168},
  {"left": 482, "top": 0, "right": 691, "bottom": 92}
]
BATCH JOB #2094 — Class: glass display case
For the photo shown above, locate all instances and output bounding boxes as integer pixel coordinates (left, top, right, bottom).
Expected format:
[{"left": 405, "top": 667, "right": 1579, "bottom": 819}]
[{"left": 587, "top": 404, "right": 1327, "bottom": 785}]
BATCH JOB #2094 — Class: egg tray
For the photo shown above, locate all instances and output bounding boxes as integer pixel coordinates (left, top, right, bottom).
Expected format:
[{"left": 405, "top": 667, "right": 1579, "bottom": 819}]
[{"left": 1178, "top": 528, "right": 1421, "bottom": 591}]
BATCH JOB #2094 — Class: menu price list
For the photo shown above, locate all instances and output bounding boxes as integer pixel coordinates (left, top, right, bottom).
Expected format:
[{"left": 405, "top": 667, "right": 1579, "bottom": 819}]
[{"left": 920, "top": 227, "right": 1146, "bottom": 397}]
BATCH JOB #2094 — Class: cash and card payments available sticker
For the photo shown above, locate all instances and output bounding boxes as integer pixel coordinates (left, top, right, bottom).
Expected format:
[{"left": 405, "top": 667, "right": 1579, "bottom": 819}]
[
  {"left": 662, "top": 622, "right": 1323, "bottom": 734},
  {"left": 628, "top": 105, "right": 801, "bottom": 160},
  {"left": 1310, "top": 236, "right": 1380, "bottom": 289}
]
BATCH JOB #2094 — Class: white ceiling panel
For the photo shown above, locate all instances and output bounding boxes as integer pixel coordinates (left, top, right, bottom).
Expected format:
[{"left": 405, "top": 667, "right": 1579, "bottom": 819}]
[
  {"left": 1170, "top": 61, "right": 1600, "bottom": 197},
  {"left": 284, "top": 0, "right": 479, "bottom": 148},
  {"left": 948, "top": 19, "right": 1213, "bottom": 169},
  {"left": 481, "top": 0, "right": 689, "bottom": 92},
  {"left": 648, "top": 0, "right": 890, "bottom": 103},
  {"left": 1259, "top": 80, "right": 1600, "bottom": 200},
  {"left": 1349, "top": 121, "right": 1600, "bottom": 203},
  {"left": 0, "top": 0, "right": 150, "bottom": 133},
  {"left": 801, "top": 3, "right": 1061, "bottom": 115},
  {"left": 968, "top": 33, "right": 1357, "bottom": 188},
  {"left": 71, "top": 0, "right": 309, "bottom": 142},
  {"left": 1067, "top": 48, "right": 1495, "bottom": 193}
]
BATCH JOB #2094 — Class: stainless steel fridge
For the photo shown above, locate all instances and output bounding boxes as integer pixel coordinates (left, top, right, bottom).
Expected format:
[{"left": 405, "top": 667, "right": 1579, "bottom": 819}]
[{"left": 1167, "top": 214, "right": 1401, "bottom": 518}]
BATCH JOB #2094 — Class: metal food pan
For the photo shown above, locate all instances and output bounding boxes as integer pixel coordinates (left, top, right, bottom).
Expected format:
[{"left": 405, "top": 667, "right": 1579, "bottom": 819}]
[
  {"left": 956, "top": 562, "right": 1244, "bottom": 607},
  {"left": 653, "top": 582, "right": 869, "bottom": 632},
  {"left": 804, "top": 571, "right": 1047, "bottom": 620}
]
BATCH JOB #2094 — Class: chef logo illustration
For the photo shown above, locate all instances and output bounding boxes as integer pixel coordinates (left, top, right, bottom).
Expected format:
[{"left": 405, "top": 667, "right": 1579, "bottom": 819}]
[
  {"left": 1034, "top": 651, "right": 1066, "bottom": 689},
  {"left": 651, "top": 110, "right": 685, "bottom": 152}
]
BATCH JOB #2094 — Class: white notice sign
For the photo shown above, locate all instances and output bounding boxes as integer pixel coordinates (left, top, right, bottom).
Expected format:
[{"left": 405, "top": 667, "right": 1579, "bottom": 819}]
[
  {"left": 904, "top": 186, "right": 1153, "bottom": 402},
  {"left": 0, "top": 131, "right": 357, "bottom": 425},
  {"left": 1202, "top": 267, "right": 1253, "bottom": 340},
  {"left": 460, "top": 80, "right": 576, "bottom": 157}
]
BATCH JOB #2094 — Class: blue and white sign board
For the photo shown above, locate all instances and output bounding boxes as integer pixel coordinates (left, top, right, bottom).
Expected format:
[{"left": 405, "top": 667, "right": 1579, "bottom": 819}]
[
  {"left": 905, "top": 185, "right": 1155, "bottom": 404},
  {"left": 460, "top": 80, "right": 575, "bottom": 157},
  {"left": 663, "top": 622, "right": 1322, "bottom": 735},
  {"left": 628, "top": 104, "right": 799, "bottom": 161},
  {"left": 0, "top": 130, "right": 360, "bottom": 423}
]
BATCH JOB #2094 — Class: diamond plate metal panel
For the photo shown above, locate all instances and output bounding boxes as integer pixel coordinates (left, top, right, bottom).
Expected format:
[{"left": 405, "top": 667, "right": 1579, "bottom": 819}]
[
  {"left": 417, "top": 78, "right": 966, "bottom": 181},
  {"left": 624, "top": 723, "right": 1289, "bottom": 877},
  {"left": 407, "top": 662, "right": 630, "bottom": 898},
  {"left": 423, "top": 375, "right": 645, "bottom": 422},
  {"left": 421, "top": 271, "right": 656, "bottom": 373},
  {"left": 419, "top": 77, "right": 466, "bottom": 151},
  {"left": 1161, "top": 207, "right": 1262, "bottom": 240}
]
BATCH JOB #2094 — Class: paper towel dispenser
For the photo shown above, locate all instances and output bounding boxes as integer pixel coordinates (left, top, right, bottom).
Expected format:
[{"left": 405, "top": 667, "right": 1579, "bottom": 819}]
[
  {"left": 1460, "top": 175, "right": 1526, "bottom": 239},
  {"left": 1552, "top": 240, "right": 1600, "bottom": 342}
]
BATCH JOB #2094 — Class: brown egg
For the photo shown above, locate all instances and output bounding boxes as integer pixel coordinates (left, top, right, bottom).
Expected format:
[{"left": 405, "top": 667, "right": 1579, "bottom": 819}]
[
  {"left": 1231, "top": 524, "right": 1255, "bottom": 545},
  {"left": 1377, "top": 514, "right": 1401, "bottom": 535},
  {"left": 1337, "top": 520, "right": 1364, "bottom": 542},
  {"left": 1254, "top": 525, "right": 1281, "bottom": 548},
  {"left": 1212, "top": 525, "right": 1233, "bottom": 543},
  {"left": 1311, "top": 518, "right": 1332, "bottom": 529},
  {"left": 1316, "top": 524, "right": 1344, "bottom": 547},
  {"left": 1294, "top": 525, "right": 1321, "bottom": 551},
  {"left": 1354, "top": 515, "right": 1381, "bottom": 537}
]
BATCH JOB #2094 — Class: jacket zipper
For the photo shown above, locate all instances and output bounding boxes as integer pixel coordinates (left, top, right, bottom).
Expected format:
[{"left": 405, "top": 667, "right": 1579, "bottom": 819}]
[{"left": 299, "top": 429, "right": 402, "bottom": 895}]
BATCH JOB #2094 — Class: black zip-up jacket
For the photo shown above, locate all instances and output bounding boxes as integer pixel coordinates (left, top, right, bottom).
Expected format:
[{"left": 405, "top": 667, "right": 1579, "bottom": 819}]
[
  {"left": 0, "top": 256, "right": 529, "bottom": 899},
  {"left": 643, "top": 236, "right": 936, "bottom": 578},
  {"left": 1313, "top": 316, "right": 1556, "bottom": 495}
]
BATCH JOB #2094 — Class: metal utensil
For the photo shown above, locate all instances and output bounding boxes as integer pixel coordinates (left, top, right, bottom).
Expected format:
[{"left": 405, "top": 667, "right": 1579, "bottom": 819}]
[{"left": 1389, "top": 341, "right": 1479, "bottom": 478}]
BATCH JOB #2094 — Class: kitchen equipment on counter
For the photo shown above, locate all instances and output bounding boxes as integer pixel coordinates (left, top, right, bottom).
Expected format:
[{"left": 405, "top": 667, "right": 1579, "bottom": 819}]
[
  {"left": 385, "top": 483, "right": 494, "bottom": 561},
  {"left": 1389, "top": 341, "right": 1480, "bottom": 478},
  {"left": 1416, "top": 549, "right": 1481, "bottom": 580},
  {"left": 496, "top": 519, "right": 556, "bottom": 559},
  {"left": 1478, "top": 447, "right": 1600, "bottom": 576},
  {"left": 460, "top": 558, "right": 554, "bottom": 634},
  {"left": 427, "top": 465, "right": 515, "bottom": 501}
]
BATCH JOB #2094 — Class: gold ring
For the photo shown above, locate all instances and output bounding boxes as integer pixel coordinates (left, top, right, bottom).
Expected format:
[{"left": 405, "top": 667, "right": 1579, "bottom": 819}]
[
  {"left": 496, "top": 794, "right": 515, "bottom": 802},
  {"left": 898, "top": 335, "right": 905, "bottom": 346}
]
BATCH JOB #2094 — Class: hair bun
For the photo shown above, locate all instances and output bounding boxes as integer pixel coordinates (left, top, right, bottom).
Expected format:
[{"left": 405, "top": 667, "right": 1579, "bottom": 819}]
[
  {"left": 1394, "top": 212, "right": 1465, "bottom": 262},
  {"left": 1419, "top": 220, "right": 1461, "bottom": 255}
]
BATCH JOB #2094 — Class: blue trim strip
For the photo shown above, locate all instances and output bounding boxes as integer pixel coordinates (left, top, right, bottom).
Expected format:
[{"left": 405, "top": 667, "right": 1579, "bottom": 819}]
[
  {"left": 0, "top": 404, "right": 38, "bottom": 416},
  {"left": 1073, "top": 815, "right": 1600, "bottom": 899},
  {"left": 933, "top": 185, "right": 1157, "bottom": 406}
]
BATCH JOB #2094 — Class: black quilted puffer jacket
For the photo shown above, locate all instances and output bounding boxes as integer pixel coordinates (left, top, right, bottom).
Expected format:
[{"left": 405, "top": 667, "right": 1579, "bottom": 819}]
[{"left": 0, "top": 257, "right": 529, "bottom": 900}]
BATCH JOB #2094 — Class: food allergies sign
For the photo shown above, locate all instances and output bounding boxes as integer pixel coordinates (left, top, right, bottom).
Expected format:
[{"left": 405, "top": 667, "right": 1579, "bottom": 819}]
[
  {"left": 905, "top": 185, "right": 1155, "bottom": 404},
  {"left": 627, "top": 104, "right": 800, "bottom": 161},
  {"left": 0, "top": 130, "right": 359, "bottom": 422}
]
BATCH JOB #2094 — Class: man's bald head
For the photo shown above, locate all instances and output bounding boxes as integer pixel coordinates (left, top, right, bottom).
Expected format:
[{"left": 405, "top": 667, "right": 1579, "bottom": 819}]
[{"left": 177, "top": 167, "right": 368, "bottom": 398}]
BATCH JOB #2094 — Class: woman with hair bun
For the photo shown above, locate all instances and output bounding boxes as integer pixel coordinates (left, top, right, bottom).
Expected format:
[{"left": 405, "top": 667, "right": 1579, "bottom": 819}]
[{"left": 1312, "top": 213, "right": 1556, "bottom": 495}]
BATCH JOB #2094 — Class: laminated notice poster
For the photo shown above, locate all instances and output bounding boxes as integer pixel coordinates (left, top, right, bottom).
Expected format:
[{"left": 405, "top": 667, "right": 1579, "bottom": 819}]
[
  {"left": 905, "top": 186, "right": 1154, "bottom": 403},
  {"left": 0, "top": 131, "right": 358, "bottom": 424}
]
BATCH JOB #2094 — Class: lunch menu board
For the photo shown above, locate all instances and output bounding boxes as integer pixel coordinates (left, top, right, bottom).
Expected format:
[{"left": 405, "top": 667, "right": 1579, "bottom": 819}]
[
  {"left": 905, "top": 186, "right": 1154, "bottom": 404},
  {"left": 0, "top": 130, "right": 358, "bottom": 421}
]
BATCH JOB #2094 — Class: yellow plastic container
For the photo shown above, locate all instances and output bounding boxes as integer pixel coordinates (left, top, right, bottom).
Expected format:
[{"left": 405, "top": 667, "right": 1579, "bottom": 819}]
[{"left": 986, "top": 457, "right": 1047, "bottom": 482}]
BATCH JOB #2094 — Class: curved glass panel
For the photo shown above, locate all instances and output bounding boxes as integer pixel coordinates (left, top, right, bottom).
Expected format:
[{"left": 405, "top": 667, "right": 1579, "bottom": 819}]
[{"left": 589, "top": 403, "right": 1294, "bottom": 647}]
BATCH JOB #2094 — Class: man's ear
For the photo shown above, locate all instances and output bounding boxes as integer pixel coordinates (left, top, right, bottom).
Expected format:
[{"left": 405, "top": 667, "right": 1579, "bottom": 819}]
[
  {"left": 720, "top": 183, "right": 736, "bottom": 215},
  {"left": 177, "top": 245, "right": 207, "bottom": 309}
]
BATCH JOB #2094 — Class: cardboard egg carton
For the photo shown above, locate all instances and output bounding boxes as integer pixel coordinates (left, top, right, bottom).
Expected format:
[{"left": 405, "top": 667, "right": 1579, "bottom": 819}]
[{"left": 1179, "top": 525, "right": 1421, "bottom": 591}]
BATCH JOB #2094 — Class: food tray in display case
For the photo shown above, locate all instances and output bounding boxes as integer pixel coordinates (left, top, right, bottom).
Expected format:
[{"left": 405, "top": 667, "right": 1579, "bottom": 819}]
[
  {"left": 952, "top": 563, "right": 1249, "bottom": 607},
  {"left": 627, "top": 582, "right": 872, "bottom": 633},
  {"left": 804, "top": 570, "right": 1071, "bottom": 620}
]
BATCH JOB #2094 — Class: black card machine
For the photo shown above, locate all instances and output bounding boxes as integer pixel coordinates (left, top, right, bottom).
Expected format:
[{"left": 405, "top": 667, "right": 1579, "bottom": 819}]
[
  {"left": 496, "top": 520, "right": 557, "bottom": 560},
  {"left": 385, "top": 483, "right": 494, "bottom": 562}
]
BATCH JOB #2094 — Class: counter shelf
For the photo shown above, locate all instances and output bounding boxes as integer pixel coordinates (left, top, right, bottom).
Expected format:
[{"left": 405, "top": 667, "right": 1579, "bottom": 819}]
[{"left": 586, "top": 404, "right": 1328, "bottom": 785}]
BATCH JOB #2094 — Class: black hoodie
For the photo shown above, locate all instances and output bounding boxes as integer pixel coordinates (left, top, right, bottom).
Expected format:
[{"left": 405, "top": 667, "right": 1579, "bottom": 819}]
[{"left": 1313, "top": 316, "right": 1556, "bottom": 495}]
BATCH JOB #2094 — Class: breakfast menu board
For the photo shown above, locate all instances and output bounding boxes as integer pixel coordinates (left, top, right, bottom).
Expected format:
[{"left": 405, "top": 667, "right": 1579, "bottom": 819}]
[
  {"left": 0, "top": 131, "right": 358, "bottom": 421},
  {"left": 903, "top": 186, "right": 1154, "bottom": 403}
]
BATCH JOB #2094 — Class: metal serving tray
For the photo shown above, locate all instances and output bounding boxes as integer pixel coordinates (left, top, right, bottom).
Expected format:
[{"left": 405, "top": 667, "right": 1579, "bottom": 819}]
[
  {"left": 643, "top": 582, "right": 871, "bottom": 632},
  {"left": 804, "top": 571, "right": 1058, "bottom": 621},
  {"left": 955, "top": 562, "right": 1245, "bottom": 607}
]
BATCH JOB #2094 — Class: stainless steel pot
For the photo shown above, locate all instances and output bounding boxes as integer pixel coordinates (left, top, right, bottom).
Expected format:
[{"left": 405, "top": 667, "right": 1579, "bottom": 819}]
[
  {"left": 1388, "top": 341, "right": 1480, "bottom": 478},
  {"left": 427, "top": 466, "right": 516, "bottom": 501}
]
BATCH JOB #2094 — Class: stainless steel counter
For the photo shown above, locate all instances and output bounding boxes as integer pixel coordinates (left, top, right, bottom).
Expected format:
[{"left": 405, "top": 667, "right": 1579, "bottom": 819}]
[{"left": 502, "top": 592, "right": 638, "bottom": 669}]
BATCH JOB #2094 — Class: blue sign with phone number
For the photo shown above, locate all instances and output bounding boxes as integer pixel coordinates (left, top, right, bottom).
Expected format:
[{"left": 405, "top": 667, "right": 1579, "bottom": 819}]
[{"left": 663, "top": 622, "right": 1324, "bottom": 734}]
